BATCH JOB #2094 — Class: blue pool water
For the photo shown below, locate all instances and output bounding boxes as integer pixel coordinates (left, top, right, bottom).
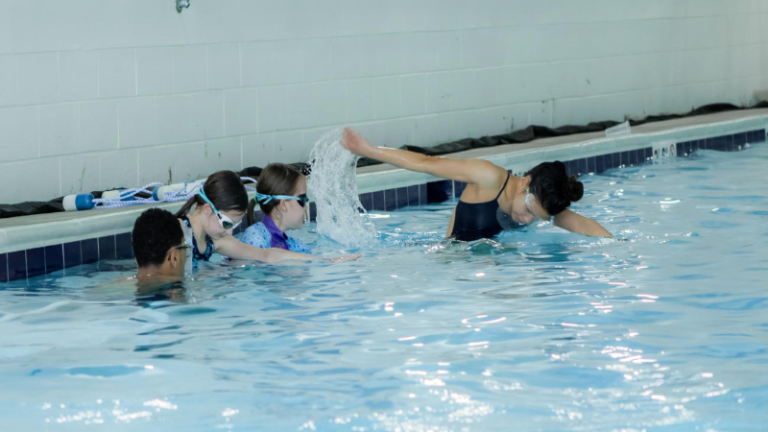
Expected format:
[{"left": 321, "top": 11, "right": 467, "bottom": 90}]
[{"left": 1, "top": 144, "right": 767, "bottom": 431}]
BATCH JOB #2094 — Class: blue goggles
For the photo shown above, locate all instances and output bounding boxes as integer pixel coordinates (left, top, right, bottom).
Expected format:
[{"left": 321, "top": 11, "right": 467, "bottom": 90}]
[
  {"left": 197, "top": 189, "right": 240, "bottom": 230},
  {"left": 255, "top": 192, "right": 309, "bottom": 207}
]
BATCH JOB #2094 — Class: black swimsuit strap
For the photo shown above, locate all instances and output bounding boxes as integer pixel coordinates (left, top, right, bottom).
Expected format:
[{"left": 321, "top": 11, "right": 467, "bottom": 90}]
[
  {"left": 179, "top": 215, "right": 213, "bottom": 261},
  {"left": 493, "top": 172, "right": 511, "bottom": 201}
]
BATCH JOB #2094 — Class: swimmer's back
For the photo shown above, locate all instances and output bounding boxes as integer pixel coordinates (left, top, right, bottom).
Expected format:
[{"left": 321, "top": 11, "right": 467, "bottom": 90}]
[{"left": 448, "top": 170, "right": 511, "bottom": 241}]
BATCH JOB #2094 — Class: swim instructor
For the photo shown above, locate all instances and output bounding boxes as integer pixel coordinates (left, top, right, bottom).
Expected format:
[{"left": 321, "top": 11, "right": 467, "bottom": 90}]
[{"left": 340, "top": 128, "right": 612, "bottom": 241}]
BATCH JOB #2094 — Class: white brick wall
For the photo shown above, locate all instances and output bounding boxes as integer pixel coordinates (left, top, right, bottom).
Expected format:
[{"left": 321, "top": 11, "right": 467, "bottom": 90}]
[{"left": 0, "top": 0, "right": 767, "bottom": 203}]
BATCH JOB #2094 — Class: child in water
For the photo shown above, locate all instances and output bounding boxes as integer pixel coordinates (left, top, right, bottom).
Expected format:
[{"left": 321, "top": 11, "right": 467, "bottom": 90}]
[
  {"left": 241, "top": 163, "right": 312, "bottom": 253},
  {"left": 174, "top": 169, "right": 358, "bottom": 264}
]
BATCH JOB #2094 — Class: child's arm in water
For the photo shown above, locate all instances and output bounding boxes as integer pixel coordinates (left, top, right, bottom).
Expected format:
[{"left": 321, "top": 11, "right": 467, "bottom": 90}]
[
  {"left": 554, "top": 209, "right": 613, "bottom": 238},
  {"left": 341, "top": 128, "right": 502, "bottom": 189},
  {"left": 215, "top": 235, "right": 360, "bottom": 263}
]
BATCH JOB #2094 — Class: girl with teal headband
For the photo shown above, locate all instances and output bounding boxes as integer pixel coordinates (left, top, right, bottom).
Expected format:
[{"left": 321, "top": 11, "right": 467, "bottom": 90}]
[{"left": 241, "top": 163, "right": 312, "bottom": 253}]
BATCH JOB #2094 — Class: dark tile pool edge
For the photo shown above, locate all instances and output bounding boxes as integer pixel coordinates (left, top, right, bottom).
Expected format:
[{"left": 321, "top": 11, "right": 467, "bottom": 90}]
[{"left": 4, "top": 129, "right": 765, "bottom": 282}]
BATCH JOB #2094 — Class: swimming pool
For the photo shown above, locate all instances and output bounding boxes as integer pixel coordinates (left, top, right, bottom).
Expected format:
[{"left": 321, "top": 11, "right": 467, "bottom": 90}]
[{"left": 1, "top": 144, "right": 767, "bottom": 431}]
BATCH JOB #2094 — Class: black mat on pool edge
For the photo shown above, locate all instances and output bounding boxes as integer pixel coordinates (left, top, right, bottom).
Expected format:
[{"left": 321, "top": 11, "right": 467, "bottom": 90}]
[
  {"left": 356, "top": 101, "right": 768, "bottom": 167},
  {"left": 2, "top": 102, "right": 766, "bottom": 219}
]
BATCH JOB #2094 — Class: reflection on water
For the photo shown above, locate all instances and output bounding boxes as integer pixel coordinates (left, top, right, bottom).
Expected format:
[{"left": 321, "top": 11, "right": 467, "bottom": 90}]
[
  {"left": 1, "top": 146, "right": 768, "bottom": 430},
  {"left": 135, "top": 281, "right": 188, "bottom": 306}
]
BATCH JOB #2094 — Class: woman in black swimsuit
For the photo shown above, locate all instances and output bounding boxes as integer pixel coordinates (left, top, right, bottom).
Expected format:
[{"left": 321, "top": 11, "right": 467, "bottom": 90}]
[{"left": 341, "top": 128, "right": 612, "bottom": 241}]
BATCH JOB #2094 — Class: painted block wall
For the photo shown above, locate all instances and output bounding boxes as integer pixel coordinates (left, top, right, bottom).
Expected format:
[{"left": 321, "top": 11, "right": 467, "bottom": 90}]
[{"left": 0, "top": 0, "right": 766, "bottom": 204}]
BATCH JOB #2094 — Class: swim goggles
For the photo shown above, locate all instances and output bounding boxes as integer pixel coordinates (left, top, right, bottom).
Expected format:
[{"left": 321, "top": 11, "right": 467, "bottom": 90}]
[
  {"left": 255, "top": 192, "right": 309, "bottom": 208},
  {"left": 496, "top": 189, "right": 553, "bottom": 230},
  {"left": 197, "top": 189, "right": 241, "bottom": 230},
  {"left": 525, "top": 188, "right": 553, "bottom": 222}
]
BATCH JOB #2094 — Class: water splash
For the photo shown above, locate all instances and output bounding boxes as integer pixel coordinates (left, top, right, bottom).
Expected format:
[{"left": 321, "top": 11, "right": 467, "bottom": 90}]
[{"left": 308, "top": 129, "right": 376, "bottom": 248}]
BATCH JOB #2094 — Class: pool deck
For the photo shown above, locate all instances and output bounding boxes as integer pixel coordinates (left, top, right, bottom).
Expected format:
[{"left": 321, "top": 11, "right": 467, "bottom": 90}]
[
  {"left": 355, "top": 108, "right": 768, "bottom": 192},
  {"left": 358, "top": 108, "right": 768, "bottom": 175},
  {"left": 2, "top": 108, "right": 768, "bottom": 254}
]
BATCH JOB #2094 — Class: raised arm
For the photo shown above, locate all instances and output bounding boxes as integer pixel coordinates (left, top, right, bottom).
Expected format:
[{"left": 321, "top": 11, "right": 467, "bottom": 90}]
[
  {"left": 553, "top": 209, "right": 613, "bottom": 238},
  {"left": 341, "top": 128, "right": 500, "bottom": 188},
  {"left": 215, "top": 236, "right": 360, "bottom": 263}
]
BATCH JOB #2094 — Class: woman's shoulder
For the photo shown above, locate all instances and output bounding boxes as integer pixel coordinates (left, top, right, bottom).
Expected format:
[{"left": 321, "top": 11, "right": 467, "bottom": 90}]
[
  {"left": 469, "top": 161, "right": 512, "bottom": 189},
  {"left": 461, "top": 165, "right": 514, "bottom": 201},
  {"left": 240, "top": 223, "right": 271, "bottom": 248}
]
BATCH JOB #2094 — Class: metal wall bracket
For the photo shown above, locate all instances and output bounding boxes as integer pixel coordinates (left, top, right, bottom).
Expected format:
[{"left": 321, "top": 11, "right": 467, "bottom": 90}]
[{"left": 176, "top": 0, "right": 190, "bottom": 13}]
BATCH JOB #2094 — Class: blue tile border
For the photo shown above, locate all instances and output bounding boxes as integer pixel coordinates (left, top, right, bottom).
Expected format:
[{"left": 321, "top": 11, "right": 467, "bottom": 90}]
[
  {"left": 309, "top": 202, "right": 317, "bottom": 222},
  {"left": 418, "top": 184, "right": 428, "bottom": 205},
  {"left": 26, "top": 248, "right": 45, "bottom": 278},
  {"left": 63, "top": 241, "right": 81, "bottom": 269},
  {"left": 384, "top": 188, "right": 397, "bottom": 211},
  {"left": 396, "top": 187, "right": 408, "bottom": 209},
  {"left": 407, "top": 185, "right": 420, "bottom": 207},
  {"left": 44, "top": 245, "right": 64, "bottom": 274},
  {"left": 0, "top": 253, "right": 7, "bottom": 283},
  {"left": 675, "top": 129, "right": 766, "bottom": 159},
  {"left": 566, "top": 160, "right": 578, "bottom": 176},
  {"left": 372, "top": 190, "right": 385, "bottom": 211},
  {"left": 578, "top": 158, "right": 587, "bottom": 175},
  {"left": 748, "top": 129, "right": 764, "bottom": 143},
  {"left": 98, "top": 236, "right": 116, "bottom": 261},
  {"left": 453, "top": 181, "right": 467, "bottom": 198},
  {"left": 601, "top": 154, "right": 611, "bottom": 171},
  {"left": 8, "top": 250, "right": 26, "bottom": 281},
  {"left": 611, "top": 152, "right": 621, "bottom": 168},
  {"left": 636, "top": 148, "right": 645, "bottom": 163},
  {"left": 359, "top": 192, "right": 373, "bottom": 212},
  {"left": 734, "top": 132, "right": 746, "bottom": 149},
  {"left": 82, "top": 238, "right": 98, "bottom": 264},
  {"left": 358, "top": 187, "right": 410, "bottom": 212},
  {"left": 427, "top": 180, "right": 453, "bottom": 203},
  {"left": 714, "top": 135, "right": 729, "bottom": 151},
  {"left": 620, "top": 150, "right": 630, "bottom": 166},
  {"left": 3, "top": 128, "right": 764, "bottom": 282},
  {"left": 115, "top": 233, "right": 133, "bottom": 260}
]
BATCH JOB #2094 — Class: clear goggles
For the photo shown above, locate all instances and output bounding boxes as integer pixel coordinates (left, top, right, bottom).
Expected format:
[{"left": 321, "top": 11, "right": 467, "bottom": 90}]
[
  {"left": 197, "top": 190, "right": 241, "bottom": 230},
  {"left": 496, "top": 188, "right": 552, "bottom": 230}
]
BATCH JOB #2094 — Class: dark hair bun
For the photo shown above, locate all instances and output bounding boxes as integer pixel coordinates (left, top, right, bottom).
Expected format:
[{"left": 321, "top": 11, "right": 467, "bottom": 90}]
[
  {"left": 526, "top": 161, "right": 584, "bottom": 216},
  {"left": 565, "top": 176, "right": 584, "bottom": 202},
  {"left": 553, "top": 161, "right": 567, "bottom": 174}
]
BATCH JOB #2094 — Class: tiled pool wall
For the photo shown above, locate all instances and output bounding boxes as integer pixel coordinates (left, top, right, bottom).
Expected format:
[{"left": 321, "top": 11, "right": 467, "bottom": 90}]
[
  {"left": 1, "top": 129, "right": 765, "bottom": 283},
  {"left": 357, "top": 129, "right": 766, "bottom": 209}
]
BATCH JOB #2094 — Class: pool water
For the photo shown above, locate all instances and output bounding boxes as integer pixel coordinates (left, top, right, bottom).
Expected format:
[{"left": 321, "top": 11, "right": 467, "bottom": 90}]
[{"left": 1, "top": 145, "right": 767, "bottom": 431}]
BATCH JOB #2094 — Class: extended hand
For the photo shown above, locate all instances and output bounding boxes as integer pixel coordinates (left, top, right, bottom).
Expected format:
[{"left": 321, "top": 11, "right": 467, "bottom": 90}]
[
  {"left": 326, "top": 253, "right": 362, "bottom": 263},
  {"left": 340, "top": 128, "right": 371, "bottom": 156}
]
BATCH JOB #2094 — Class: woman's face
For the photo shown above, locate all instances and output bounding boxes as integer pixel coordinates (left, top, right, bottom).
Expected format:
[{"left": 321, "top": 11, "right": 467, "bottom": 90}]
[
  {"left": 508, "top": 178, "right": 550, "bottom": 225},
  {"left": 281, "top": 176, "right": 307, "bottom": 231}
]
